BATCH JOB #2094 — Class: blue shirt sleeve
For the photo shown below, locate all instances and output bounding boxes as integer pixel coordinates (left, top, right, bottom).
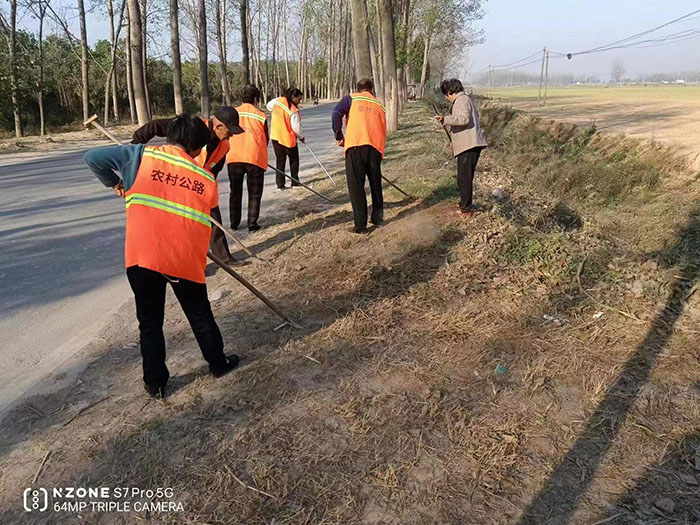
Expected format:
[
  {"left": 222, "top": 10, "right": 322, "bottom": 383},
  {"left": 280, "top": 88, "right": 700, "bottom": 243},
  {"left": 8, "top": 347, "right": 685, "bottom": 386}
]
[
  {"left": 83, "top": 144, "right": 146, "bottom": 192},
  {"left": 332, "top": 95, "right": 352, "bottom": 141}
]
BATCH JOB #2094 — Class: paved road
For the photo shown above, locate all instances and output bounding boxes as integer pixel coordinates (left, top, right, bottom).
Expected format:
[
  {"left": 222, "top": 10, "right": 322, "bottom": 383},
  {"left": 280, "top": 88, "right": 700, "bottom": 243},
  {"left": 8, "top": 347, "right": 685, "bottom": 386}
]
[{"left": 0, "top": 102, "right": 339, "bottom": 411}]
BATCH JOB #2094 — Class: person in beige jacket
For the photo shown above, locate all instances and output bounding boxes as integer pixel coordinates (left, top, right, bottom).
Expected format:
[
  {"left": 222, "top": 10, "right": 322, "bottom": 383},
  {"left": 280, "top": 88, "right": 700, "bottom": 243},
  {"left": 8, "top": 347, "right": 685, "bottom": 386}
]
[{"left": 435, "top": 78, "right": 487, "bottom": 216}]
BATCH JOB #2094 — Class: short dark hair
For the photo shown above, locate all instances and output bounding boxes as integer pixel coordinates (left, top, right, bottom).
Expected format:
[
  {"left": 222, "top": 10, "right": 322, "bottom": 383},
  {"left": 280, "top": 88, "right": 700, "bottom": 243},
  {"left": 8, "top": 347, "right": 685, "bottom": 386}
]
[
  {"left": 242, "top": 84, "right": 261, "bottom": 104},
  {"left": 440, "top": 78, "right": 464, "bottom": 96},
  {"left": 284, "top": 87, "right": 303, "bottom": 101},
  {"left": 357, "top": 78, "right": 374, "bottom": 92},
  {"left": 166, "top": 114, "right": 210, "bottom": 153}
]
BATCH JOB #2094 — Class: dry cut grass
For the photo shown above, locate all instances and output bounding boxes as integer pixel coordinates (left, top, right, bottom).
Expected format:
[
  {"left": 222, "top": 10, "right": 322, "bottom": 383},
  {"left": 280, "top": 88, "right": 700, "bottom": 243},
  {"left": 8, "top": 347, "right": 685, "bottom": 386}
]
[{"left": 0, "top": 100, "right": 698, "bottom": 525}]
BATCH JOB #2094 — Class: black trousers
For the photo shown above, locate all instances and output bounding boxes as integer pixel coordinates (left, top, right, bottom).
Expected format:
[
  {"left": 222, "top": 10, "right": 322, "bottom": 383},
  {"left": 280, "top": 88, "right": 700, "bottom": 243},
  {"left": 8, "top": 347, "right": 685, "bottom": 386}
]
[
  {"left": 126, "top": 265, "right": 227, "bottom": 387},
  {"left": 456, "top": 147, "right": 483, "bottom": 211},
  {"left": 345, "top": 145, "right": 384, "bottom": 230},
  {"left": 272, "top": 140, "right": 300, "bottom": 188},
  {"left": 228, "top": 162, "right": 265, "bottom": 229}
]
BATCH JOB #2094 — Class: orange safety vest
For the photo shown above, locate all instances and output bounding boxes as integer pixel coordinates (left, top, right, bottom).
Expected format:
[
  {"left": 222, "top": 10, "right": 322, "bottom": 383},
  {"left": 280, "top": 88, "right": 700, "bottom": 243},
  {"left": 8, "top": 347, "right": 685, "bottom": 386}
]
[
  {"left": 195, "top": 119, "right": 230, "bottom": 173},
  {"left": 125, "top": 145, "right": 218, "bottom": 284},
  {"left": 270, "top": 97, "right": 299, "bottom": 148},
  {"left": 226, "top": 103, "right": 268, "bottom": 170},
  {"left": 344, "top": 91, "right": 387, "bottom": 157}
]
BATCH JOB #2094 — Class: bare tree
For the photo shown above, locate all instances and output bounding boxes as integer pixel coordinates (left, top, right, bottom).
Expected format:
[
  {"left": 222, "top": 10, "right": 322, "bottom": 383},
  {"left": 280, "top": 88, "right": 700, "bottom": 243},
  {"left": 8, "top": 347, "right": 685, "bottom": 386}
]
[
  {"left": 282, "top": 0, "right": 290, "bottom": 88},
  {"left": 77, "top": 0, "right": 89, "bottom": 122},
  {"left": 198, "top": 0, "right": 209, "bottom": 115},
  {"left": 141, "top": 0, "right": 150, "bottom": 113},
  {"left": 21, "top": 0, "right": 50, "bottom": 134},
  {"left": 611, "top": 59, "right": 625, "bottom": 84},
  {"left": 4, "top": 0, "right": 23, "bottom": 137},
  {"left": 127, "top": 0, "right": 151, "bottom": 124},
  {"left": 378, "top": 0, "right": 398, "bottom": 131},
  {"left": 104, "top": 0, "right": 125, "bottom": 123},
  {"left": 240, "top": 0, "right": 250, "bottom": 84},
  {"left": 216, "top": 0, "right": 231, "bottom": 104},
  {"left": 170, "top": 0, "right": 184, "bottom": 114},
  {"left": 125, "top": 4, "right": 137, "bottom": 123},
  {"left": 350, "top": 0, "right": 372, "bottom": 80}
]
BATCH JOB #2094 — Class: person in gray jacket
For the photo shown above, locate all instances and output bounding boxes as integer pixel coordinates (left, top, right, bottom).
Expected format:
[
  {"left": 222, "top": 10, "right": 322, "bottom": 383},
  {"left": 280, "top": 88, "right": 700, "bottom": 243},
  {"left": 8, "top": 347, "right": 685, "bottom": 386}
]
[{"left": 435, "top": 78, "right": 487, "bottom": 216}]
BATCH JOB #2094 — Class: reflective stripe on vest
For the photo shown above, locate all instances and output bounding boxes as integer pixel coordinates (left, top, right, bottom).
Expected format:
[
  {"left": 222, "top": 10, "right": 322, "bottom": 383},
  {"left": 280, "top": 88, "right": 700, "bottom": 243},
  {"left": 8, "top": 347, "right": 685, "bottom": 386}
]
[
  {"left": 344, "top": 92, "right": 387, "bottom": 157},
  {"left": 227, "top": 103, "right": 268, "bottom": 170},
  {"left": 270, "top": 97, "right": 298, "bottom": 148},
  {"left": 126, "top": 193, "right": 212, "bottom": 227},
  {"left": 194, "top": 118, "right": 230, "bottom": 172},
  {"left": 125, "top": 145, "right": 217, "bottom": 283}
]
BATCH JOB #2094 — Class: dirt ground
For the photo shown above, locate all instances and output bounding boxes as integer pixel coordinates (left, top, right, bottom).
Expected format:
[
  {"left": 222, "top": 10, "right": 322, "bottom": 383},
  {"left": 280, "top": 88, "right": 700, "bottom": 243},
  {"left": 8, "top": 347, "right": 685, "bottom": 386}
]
[
  {"left": 0, "top": 101, "right": 698, "bottom": 524},
  {"left": 0, "top": 124, "right": 140, "bottom": 166},
  {"left": 474, "top": 84, "right": 700, "bottom": 167}
]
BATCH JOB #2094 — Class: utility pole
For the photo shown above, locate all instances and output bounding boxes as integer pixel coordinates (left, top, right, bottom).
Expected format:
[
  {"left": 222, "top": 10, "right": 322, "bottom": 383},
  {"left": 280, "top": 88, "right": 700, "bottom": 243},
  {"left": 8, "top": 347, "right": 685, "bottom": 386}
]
[
  {"left": 543, "top": 50, "right": 550, "bottom": 106},
  {"left": 537, "top": 46, "right": 546, "bottom": 105},
  {"left": 487, "top": 65, "right": 492, "bottom": 97}
]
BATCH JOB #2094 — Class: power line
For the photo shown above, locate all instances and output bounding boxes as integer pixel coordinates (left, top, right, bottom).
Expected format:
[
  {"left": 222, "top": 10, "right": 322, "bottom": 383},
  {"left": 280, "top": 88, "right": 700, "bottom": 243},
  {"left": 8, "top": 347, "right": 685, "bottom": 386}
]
[
  {"left": 559, "top": 8, "right": 700, "bottom": 57},
  {"left": 472, "top": 8, "right": 700, "bottom": 75},
  {"left": 492, "top": 50, "right": 543, "bottom": 69}
]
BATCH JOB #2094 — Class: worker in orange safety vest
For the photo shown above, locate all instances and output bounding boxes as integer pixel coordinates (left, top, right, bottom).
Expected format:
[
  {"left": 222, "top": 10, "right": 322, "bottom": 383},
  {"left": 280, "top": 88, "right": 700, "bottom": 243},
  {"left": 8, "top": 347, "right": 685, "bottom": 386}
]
[
  {"left": 331, "top": 78, "right": 387, "bottom": 233},
  {"left": 227, "top": 84, "right": 269, "bottom": 231},
  {"left": 268, "top": 88, "right": 304, "bottom": 190},
  {"left": 84, "top": 115, "right": 240, "bottom": 399},
  {"left": 131, "top": 108, "right": 245, "bottom": 265}
]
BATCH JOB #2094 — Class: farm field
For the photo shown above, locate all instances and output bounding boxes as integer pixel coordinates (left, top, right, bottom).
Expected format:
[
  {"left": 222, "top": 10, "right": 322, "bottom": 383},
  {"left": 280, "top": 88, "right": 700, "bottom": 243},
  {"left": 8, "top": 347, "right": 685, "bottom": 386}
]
[{"left": 474, "top": 84, "right": 700, "bottom": 164}]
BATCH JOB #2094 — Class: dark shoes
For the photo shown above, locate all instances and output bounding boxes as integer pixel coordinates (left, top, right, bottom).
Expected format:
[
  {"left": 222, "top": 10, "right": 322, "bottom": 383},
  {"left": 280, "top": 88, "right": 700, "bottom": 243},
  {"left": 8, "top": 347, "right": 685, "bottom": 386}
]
[
  {"left": 349, "top": 226, "right": 368, "bottom": 234},
  {"left": 144, "top": 383, "right": 167, "bottom": 399},
  {"left": 210, "top": 354, "right": 240, "bottom": 378},
  {"left": 143, "top": 354, "right": 239, "bottom": 398},
  {"left": 370, "top": 210, "right": 384, "bottom": 226},
  {"left": 248, "top": 224, "right": 261, "bottom": 232}
]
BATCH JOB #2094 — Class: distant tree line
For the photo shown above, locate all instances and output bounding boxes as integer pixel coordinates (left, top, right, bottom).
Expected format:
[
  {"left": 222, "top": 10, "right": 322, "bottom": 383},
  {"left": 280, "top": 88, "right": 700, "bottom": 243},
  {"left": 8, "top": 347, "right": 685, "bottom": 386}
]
[{"left": 0, "top": 0, "right": 485, "bottom": 136}]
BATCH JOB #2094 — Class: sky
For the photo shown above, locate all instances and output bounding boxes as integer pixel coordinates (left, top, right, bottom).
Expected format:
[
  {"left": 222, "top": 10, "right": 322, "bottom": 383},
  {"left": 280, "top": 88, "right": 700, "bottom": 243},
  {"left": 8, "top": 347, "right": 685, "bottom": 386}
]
[
  {"left": 14, "top": 0, "right": 700, "bottom": 80},
  {"left": 467, "top": 0, "right": 700, "bottom": 79}
]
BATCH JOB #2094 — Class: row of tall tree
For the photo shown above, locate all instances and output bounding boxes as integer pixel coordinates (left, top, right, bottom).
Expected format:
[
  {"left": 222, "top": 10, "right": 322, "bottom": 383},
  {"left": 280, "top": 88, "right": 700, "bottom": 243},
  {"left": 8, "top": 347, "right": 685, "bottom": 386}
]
[{"left": 0, "top": 0, "right": 484, "bottom": 136}]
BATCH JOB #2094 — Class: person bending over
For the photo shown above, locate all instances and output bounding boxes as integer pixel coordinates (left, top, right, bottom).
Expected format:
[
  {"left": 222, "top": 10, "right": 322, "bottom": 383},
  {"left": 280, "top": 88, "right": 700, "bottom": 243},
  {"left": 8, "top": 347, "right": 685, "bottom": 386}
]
[
  {"left": 131, "top": 107, "right": 245, "bottom": 263},
  {"left": 84, "top": 115, "right": 240, "bottom": 399}
]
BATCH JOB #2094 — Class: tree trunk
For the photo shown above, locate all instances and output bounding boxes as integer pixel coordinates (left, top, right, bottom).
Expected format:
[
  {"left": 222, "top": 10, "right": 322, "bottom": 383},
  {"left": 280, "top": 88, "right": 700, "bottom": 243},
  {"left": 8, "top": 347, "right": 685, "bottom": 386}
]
[
  {"left": 373, "top": 0, "right": 385, "bottom": 97},
  {"left": 198, "top": 0, "right": 209, "bottom": 116},
  {"left": 240, "top": 0, "right": 250, "bottom": 84},
  {"left": 283, "top": 0, "right": 290, "bottom": 88},
  {"left": 125, "top": 7, "right": 137, "bottom": 123},
  {"left": 105, "top": 0, "right": 124, "bottom": 123},
  {"left": 397, "top": 0, "right": 409, "bottom": 110},
  {"left": 78, "top": 0, "right": 90, "bottom": 123},
  {"left": 106, "top": 0, "right": 115, "bottom": 124},
  {"left": 419, "top": 33, "right": 431, "bottom": 98},
  {"left": 377, "top": 0, "right": 398, "bottom": 131},
  {"left": 141, "top": 0, "right": 151, "bottom": 114},
  {"left": 170, "top": 0, "right": 184, "bottom": 114},
  {"left": 255, "top": 1, "right": 262, "bottom": 98},
  {"left": 37, "top": 2, "right": 46, "bottom": 136},
  {"left": 127, "top": 0, "right": 151, "bottom": 124},
  {"left": 216, "top": 0, "right": 231, "bottom": 104},
  {"left": 349, "top": 0, "right": 371, "bottom": 81},
  {"left": 368, "top": 20, "right": 382, "bottom": 96}
]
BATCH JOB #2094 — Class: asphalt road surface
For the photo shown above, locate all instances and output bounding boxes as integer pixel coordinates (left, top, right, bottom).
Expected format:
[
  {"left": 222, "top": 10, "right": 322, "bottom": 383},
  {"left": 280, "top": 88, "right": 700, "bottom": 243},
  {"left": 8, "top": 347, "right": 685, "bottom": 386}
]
[{"left": 0, "top": 102, "right": 340, "bottom": 412}]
